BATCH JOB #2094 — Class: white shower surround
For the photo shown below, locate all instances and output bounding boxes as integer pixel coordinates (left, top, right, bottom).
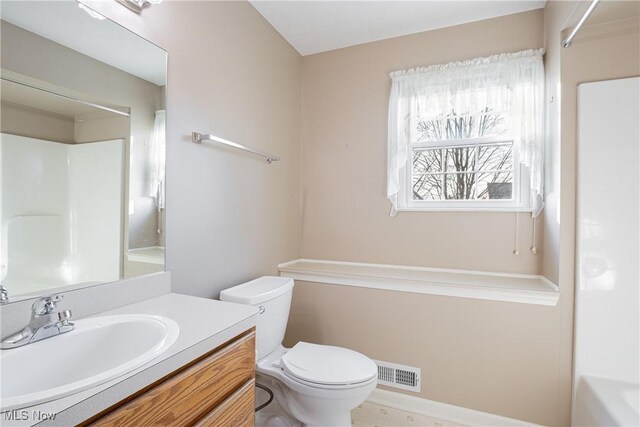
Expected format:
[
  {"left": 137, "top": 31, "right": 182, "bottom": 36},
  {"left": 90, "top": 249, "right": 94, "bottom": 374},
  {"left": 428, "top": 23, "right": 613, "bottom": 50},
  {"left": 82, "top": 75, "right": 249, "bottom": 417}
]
[
  {"left": 573, "top": 77, "right": 640, "bottom": 426},
  {"left": 0, "top": 133, "right": 124, "bottom": 296}
]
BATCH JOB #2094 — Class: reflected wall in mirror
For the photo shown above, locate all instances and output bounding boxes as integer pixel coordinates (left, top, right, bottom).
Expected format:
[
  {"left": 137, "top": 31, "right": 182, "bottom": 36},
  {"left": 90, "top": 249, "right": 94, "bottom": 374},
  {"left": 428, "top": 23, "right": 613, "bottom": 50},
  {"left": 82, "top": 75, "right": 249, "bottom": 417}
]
[{"left": 0, "top": 1, "right": 167, "bottom": 301}]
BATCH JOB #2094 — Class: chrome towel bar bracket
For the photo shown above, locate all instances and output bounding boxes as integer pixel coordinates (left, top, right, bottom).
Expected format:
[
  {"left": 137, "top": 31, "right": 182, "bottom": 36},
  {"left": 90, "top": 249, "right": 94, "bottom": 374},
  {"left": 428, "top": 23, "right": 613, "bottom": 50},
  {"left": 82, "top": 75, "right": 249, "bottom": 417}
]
[{"left": 191, "top": 132, "right": 280, "bottom": 164}]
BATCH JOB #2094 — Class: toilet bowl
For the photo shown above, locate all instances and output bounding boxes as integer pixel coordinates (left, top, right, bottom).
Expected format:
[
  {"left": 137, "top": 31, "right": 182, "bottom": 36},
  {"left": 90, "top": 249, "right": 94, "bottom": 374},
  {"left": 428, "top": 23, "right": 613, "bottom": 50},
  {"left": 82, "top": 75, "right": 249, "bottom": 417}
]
[{"left": 220, "top": 276, "right": 377, "bottom": 427}]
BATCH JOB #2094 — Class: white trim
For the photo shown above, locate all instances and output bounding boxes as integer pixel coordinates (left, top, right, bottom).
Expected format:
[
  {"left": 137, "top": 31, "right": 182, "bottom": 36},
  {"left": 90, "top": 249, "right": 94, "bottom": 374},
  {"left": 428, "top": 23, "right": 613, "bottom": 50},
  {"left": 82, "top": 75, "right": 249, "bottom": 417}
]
[
  {"left": 400, "top": 137, "right": 530, "bottom": 212},
  {"left": 410, "top": 137, "right": 513, "bottom": 149},
  {"left": 367, "top": 388, "right": 540, "bottom": 427},
  {"left": 395, "top": 206, "right": 534, "bottom": 213},
  {"left": 278, "top": 259, "right": 559, "bottom": 306}
]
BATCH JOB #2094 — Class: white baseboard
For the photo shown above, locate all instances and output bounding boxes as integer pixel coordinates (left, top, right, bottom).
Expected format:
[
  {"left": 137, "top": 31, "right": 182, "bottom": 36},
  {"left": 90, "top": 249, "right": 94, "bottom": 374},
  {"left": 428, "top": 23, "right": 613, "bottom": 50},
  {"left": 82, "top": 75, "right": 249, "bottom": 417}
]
[{"left": 367, "top": 388, "right": 540, "bottom": 427}]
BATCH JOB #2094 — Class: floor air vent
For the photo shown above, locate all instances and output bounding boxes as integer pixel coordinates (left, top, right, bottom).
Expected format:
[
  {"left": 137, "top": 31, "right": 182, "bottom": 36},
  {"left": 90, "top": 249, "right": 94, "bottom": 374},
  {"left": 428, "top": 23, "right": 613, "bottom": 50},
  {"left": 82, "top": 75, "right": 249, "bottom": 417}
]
[{"left": 373, "top": 360, "right": 421, "bottom": 392}]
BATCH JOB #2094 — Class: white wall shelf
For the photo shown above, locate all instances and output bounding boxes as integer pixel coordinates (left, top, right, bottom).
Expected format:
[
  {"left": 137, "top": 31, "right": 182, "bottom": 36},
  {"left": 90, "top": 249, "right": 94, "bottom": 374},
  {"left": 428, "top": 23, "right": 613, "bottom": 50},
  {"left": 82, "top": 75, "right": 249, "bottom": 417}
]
[{"left": 278, "top": 259, "right": 559, "bottom": 306}]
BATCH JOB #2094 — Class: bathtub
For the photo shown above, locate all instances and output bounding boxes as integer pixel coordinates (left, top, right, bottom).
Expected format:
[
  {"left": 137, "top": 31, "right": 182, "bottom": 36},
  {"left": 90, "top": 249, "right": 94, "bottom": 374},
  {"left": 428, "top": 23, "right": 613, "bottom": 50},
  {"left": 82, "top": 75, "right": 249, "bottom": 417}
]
[
  {"left": 124, "top": 246, "right": 164, "bottom": 278},
  {"left": 126, "top": 246, "right": 165, "bottom": 265},
  {"left": 573, "top": 376, "right": 639, "bottom": 426}
]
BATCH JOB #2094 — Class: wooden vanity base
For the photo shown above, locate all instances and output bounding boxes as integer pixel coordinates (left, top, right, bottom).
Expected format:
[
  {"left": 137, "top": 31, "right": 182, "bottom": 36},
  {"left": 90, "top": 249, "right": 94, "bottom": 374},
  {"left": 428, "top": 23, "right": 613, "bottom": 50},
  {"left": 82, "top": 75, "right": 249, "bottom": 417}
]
[{"left": 84, "top": 328, "right": 256, "bottom": 427}]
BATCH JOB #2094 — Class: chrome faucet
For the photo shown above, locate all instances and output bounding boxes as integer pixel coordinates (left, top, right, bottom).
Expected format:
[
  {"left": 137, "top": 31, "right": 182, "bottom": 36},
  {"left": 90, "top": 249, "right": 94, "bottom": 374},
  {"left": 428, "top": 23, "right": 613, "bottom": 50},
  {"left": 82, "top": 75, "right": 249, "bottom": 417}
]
[{"left": 0, "top": 294, "right": 74, "bottom": 349}]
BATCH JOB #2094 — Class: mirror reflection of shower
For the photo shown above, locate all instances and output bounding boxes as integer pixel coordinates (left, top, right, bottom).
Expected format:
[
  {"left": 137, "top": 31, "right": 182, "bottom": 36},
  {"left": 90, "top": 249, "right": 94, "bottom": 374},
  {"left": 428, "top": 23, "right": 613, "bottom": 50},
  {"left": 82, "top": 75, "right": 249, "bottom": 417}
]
[{"left": 0, "top": 73, "right": 164, "bottom": 297}]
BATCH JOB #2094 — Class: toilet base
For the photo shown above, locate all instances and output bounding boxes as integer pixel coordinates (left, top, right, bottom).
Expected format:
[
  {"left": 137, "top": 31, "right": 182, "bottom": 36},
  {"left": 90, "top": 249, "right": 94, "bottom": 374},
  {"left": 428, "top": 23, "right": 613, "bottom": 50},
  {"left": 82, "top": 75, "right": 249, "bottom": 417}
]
[
  {"left": 256, "top": 371, "right": 371, "bottom": 427},
  {"left": 255, "top": 390, "right": 352, "bottom": 427},
  {"left": 255, "top": 389, "right": 302, "bottom": 427}
]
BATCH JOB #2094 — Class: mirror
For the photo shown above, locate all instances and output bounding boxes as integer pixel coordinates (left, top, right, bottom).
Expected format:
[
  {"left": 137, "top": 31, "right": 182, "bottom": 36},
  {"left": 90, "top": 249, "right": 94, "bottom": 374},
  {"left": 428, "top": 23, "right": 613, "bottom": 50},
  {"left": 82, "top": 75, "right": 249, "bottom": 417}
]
[{"left": 0, "top": 1, "right": 167, "bottom": 301}]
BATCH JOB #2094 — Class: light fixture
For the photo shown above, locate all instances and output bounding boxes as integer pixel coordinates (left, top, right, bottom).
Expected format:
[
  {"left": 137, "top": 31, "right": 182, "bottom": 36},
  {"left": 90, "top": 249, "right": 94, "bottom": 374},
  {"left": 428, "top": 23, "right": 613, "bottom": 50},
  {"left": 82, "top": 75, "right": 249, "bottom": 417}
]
[
  {"left": 115, "top": 0, "right": 162, "bottom": 14},
  {"left": 78, "top": 3, "right": 107, "bottom": 20}
]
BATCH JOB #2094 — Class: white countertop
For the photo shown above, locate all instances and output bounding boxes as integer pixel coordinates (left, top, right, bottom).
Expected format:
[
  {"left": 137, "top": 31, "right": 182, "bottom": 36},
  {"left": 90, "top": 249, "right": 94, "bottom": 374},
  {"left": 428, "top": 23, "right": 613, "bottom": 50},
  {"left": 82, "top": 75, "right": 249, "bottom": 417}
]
[{"left": 0, "top": 293, "right": 257, "bottom": 427}]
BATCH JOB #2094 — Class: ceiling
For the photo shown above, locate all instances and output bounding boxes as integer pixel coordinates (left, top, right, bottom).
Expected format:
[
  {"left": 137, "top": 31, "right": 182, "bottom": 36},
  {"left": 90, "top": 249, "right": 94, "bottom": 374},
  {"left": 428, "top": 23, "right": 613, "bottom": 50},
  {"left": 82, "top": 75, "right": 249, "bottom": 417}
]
[
  {"left": 250, "top": 1, "right": 547, "bottom": 56},
  {"left": 1, "top": 1, "right": 166, "bottom": 86}
]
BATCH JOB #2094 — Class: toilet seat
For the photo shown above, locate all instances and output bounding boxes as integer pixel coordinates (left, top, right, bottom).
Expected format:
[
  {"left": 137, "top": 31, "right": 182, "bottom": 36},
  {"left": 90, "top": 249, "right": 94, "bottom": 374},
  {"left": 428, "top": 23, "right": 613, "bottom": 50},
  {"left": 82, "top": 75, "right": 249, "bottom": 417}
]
[{"left": 280, "top": 342, "right": 377, "bottom": 388}]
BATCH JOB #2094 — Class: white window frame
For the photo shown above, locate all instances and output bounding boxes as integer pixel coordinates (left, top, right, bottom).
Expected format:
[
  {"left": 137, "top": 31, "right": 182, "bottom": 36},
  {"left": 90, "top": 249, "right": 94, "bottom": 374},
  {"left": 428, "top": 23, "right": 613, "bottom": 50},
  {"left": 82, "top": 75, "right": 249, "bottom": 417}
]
[{"left": 397, "top": 136, "right": 532, "bottom": 212}]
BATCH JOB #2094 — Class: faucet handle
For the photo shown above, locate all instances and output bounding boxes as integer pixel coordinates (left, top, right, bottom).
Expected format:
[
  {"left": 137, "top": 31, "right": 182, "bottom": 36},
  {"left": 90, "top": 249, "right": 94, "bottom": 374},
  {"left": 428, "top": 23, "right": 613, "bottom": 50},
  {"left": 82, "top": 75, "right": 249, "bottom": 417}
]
[{"left": 32, "top": 294, "right": 64, "bottom": 316}]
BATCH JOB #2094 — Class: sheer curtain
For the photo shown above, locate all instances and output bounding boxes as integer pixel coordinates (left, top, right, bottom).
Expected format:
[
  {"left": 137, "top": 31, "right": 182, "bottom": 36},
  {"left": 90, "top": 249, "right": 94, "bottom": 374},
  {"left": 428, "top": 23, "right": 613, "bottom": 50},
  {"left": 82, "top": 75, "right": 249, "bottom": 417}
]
[
  {"left": 387, "top": 49, "right": 545, "bottom": 216},
  {"left": 149, "top": 109, "right": 166, "bottom": 209}
]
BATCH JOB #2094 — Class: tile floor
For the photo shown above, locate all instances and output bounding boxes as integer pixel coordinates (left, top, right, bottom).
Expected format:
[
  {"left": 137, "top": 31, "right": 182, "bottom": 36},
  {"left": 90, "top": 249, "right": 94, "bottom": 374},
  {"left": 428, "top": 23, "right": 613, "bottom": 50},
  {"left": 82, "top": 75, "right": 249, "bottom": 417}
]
[{"left": 351, "top": 402, "right": 466, "bottom": 427}]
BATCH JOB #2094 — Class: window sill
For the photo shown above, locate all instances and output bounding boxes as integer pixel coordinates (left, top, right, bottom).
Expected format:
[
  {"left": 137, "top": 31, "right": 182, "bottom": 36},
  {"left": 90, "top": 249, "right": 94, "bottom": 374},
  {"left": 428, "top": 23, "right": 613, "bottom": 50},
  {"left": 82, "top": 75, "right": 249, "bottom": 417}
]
[
  {"left": 396, "top": 206, "right": 534, "bottom": 213},
  {"left": 278, "top": 259, "right": 559, "bottom": 306}
]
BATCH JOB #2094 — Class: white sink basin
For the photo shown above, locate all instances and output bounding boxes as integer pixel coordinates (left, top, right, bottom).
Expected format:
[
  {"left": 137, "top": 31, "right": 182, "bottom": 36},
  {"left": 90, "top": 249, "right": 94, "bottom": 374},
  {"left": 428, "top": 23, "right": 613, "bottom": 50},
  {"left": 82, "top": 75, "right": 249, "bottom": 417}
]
[{"left": 0, "top": 314, "right": 179, "bottom": 411}]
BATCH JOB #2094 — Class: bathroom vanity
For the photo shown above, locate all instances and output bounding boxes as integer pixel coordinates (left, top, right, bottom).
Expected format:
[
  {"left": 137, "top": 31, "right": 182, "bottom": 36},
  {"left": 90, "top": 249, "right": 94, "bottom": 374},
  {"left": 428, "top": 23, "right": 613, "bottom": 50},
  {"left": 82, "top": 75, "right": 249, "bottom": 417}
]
[
  {"left": 0, "top": 293, "right": 258, "bottom": 427},
  {"left": 86, "top": 328, "right": 256, "bottom": 426}
]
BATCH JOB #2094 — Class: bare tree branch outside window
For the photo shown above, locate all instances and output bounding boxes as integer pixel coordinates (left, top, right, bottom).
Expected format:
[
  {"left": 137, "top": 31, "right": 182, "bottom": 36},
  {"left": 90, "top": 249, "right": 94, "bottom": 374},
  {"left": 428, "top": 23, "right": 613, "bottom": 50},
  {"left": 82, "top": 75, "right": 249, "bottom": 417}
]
[{"left": 412, "top": 108, "right": 514, "bottom": 201}]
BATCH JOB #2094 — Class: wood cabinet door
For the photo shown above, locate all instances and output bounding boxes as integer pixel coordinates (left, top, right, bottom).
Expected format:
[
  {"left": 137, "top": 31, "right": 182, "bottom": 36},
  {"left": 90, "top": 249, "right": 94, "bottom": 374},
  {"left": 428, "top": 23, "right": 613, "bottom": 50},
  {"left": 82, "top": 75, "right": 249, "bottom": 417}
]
[
  {"left": 193, "top": 379, "right": 255, "bottom": 427},
  {"left": 89, "top": 331, "right": 255, "bottom": 427}
]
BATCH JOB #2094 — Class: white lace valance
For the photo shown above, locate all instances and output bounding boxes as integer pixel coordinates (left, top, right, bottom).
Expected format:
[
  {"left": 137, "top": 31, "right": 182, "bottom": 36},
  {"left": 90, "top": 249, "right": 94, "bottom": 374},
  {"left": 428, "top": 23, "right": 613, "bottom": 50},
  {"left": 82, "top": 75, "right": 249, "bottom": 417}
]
[{"left": 387, "top": 49, "right": 545, "bottom": 216}]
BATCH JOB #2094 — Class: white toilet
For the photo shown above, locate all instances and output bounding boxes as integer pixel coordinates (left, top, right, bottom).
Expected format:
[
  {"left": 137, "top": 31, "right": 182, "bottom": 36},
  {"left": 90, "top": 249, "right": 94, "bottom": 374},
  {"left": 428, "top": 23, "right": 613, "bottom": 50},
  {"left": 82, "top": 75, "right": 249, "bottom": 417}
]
[{"left": 220, "top": 276, "right": 377, "bottom": 427}]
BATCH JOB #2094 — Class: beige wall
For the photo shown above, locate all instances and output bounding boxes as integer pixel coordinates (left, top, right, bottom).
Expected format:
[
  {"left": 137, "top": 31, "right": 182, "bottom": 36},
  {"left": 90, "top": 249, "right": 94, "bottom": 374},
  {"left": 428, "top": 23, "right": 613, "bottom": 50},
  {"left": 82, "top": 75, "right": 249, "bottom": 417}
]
[
  {"left": 82, "top": 0, "right": 302, "bottom": 298},
  {"left": 285, "top": 280, "right": 563, "bottom": 425},
  {"left": 300, "top": 11, "right": 544, "bottom": 275},
  {"left": 542, "top": 2, "right": 582, "bottom": 422},
  {"left": 0, "top": 101, "right": 75, "bottom": 143},
  {"left": 289, "top": 4, "right": 638, "bottom": 426},
  {"left": 541, "top": 1, "right": 574, "bottom": 286},
  {"left": 291, "top": 10, "right": 568, "bottom": 426}
]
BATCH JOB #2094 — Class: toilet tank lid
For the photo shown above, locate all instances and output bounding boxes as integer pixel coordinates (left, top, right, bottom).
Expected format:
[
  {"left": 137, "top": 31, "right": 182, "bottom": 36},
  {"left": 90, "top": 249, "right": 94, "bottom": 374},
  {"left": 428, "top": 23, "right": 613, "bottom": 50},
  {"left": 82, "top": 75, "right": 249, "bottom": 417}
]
[{"left": 220, "top": 276, "right": 294, "bottom": 305}]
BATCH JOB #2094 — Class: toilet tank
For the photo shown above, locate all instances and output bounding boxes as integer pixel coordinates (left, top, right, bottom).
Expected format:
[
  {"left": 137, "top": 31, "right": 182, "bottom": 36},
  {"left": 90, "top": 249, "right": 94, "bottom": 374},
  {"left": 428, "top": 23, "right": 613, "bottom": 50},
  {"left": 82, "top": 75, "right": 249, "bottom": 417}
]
[{"left": 220, "top": 276, "right": 294, "bottom": 359}]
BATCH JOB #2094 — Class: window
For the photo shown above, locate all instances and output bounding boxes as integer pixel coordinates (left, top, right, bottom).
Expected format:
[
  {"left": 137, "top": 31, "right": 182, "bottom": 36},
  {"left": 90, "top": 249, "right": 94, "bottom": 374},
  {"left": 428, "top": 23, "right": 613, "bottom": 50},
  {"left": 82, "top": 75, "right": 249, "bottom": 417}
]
[
  {"left": 412, "top": 141, "right": 514, "bottom": 202},
  {"left": 387, "top": 49, "right": 544, "bottom": 215},
  {"left": 407, "top": 108, "right": 526, "bottom": 209}
]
